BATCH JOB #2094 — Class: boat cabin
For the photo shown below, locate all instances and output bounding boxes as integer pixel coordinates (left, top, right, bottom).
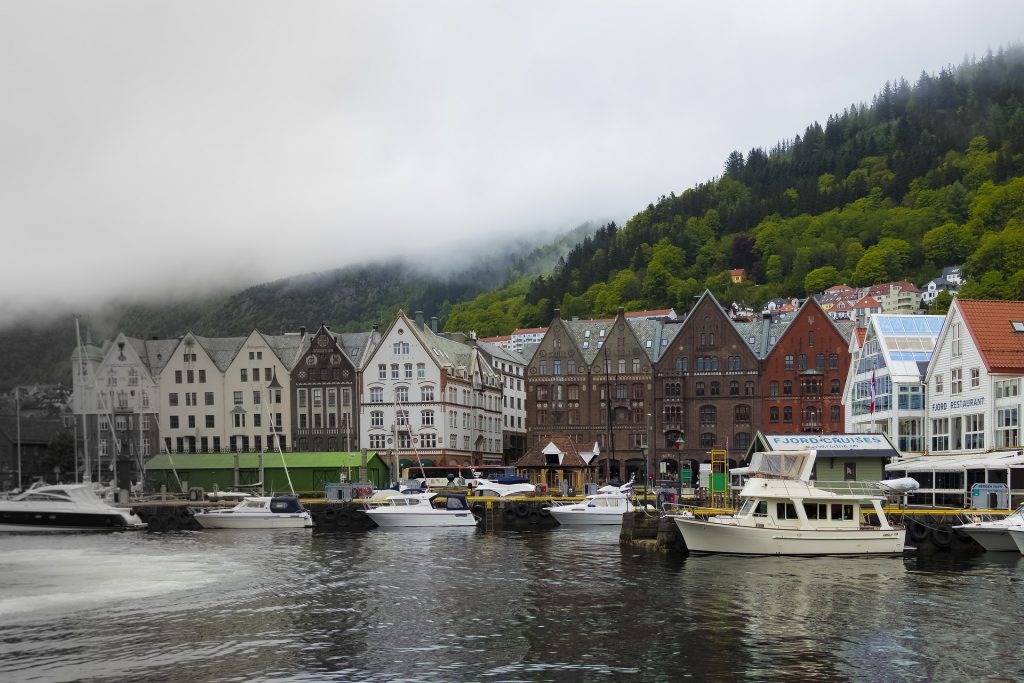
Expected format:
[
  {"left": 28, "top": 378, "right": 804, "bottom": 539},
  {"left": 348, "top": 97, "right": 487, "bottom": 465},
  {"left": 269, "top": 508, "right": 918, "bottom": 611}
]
[{"left": 734, "top": 498, "right": 864, "bottom": 529}]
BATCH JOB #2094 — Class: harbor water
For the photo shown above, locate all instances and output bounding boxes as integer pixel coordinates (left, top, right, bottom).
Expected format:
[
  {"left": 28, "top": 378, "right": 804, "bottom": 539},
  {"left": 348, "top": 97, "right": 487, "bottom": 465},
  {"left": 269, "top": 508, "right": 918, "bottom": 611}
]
[{"left": 1, "top": 528, "right": 1023, "bottom": 682}]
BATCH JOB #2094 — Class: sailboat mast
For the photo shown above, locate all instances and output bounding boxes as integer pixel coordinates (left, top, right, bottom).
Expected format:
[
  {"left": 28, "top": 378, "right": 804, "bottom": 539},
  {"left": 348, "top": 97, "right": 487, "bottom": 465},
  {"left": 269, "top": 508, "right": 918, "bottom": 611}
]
[{"left": 74, "top": 317, "right": 92, "bottom": 483}]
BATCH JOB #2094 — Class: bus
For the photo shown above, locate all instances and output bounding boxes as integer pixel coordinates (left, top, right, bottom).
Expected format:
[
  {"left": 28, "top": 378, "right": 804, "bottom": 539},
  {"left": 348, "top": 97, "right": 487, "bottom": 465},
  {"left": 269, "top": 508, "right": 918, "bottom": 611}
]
[{"left": 400, "top": 465, "right": 522, "bottom": 489}]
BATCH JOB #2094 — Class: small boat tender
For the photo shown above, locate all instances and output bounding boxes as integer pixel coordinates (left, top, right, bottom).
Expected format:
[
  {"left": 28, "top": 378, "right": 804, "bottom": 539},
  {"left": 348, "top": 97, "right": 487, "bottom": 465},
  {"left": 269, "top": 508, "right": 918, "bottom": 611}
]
[{"left": 193, "top": 495, "right": 313, "bottom": 529}]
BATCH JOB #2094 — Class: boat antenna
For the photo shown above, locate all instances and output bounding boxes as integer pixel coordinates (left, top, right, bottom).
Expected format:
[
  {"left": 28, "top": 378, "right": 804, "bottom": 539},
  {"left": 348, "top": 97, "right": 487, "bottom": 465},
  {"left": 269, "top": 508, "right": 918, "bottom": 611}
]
[
  {"left": 262, "top": 370, "right": 294, "bottom": 496},
  {"left": 74, "top": 317, "right": 92, "bottom": 483}
]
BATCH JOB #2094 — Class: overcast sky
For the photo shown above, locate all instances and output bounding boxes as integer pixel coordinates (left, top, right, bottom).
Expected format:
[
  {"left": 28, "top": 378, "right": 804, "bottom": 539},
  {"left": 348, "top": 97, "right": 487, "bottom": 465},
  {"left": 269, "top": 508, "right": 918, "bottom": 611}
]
[{"left": 1, "top": 1, "right": 1021, "bottom": 326}]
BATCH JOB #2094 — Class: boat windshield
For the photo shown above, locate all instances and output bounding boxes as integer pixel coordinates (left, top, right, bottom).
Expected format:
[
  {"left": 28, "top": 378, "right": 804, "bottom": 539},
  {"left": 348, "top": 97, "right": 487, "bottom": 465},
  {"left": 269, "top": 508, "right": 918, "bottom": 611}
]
[
  {"left": 746, "top": 451, "right": 813, "bottom": 480},
  {"left": 737, "top": 499, "right": 755, "bottom": 516}
]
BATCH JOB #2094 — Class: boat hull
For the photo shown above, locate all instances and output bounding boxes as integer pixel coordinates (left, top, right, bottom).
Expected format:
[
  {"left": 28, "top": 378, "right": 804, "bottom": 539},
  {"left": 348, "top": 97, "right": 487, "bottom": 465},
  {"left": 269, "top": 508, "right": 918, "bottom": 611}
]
[
  {"left": 365, "top": 510, "right": 478, "bottom": 527},
  {"left": 547, "top": 508, "right": 626, "bottom": 526},
  {"left": 674, "top": 517, "right": 906, "bottom": 555},
  {"left": 955, "top": 525, "right": 1020, "bottom": 552},
  {"left": 1007, "top": 528, "right": 1024, "bottom": 554},
  {"left": 0, "top": 509, "right": 142, "bottom": 532},
  {"left": 194, "top": 513, "right": 313, "bottom": 529}
]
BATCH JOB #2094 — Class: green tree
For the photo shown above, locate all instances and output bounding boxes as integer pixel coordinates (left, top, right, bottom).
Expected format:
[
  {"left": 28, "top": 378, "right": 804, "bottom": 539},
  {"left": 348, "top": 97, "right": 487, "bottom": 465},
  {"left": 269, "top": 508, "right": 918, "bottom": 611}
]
[{"left": 804, "top": 266, "right": 842, "bottom": 294}]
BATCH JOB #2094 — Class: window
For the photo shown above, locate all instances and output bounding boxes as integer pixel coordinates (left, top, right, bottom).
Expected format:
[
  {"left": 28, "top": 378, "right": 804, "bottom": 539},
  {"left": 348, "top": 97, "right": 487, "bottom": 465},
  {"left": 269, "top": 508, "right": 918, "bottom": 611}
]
[
  {"left": 965, "top": 414, "right": 985, "bottom": 450},
  {"left": 951, "top": 368, "right": 962, "bottom": 395},
  {"left": 783, "top": 380, "right": 792, "bottom": 396},
  {"left": 169, "top": 416, "right": 179, "bottom": 429},
  {"left": 539, "top": 361, "right": 547, "bottom": 375},
  {"left": 816, "top": 354, "right": 825, "bottom": 370},
  {"left": 568, "top": 385, "right": 579, "bottom": 400},
  {"left": 253, "top": 414, "right": 261, "bottom": 428},
  {"left": 420, "top": 433, "right": 437, "bottom": 448},
  {"left": 735, "top": 405, "right": 750, "bottom": 422},
  {"left": 204, "top": 415, "right": 214, "bottom": 428},
  {"left": 770, "top": 407, "right": 779, "bottom": 422},
  {"left": 421, "top": 386, "right": 434, "bottom": 401},
  {"left": 240, "top": 368, "right": 248, "bottom": 382},
  {"left": 831, "top": 379, "right": 841, "bottom": 396},
  {"left": 618, "top": 359, "right": 626, "bottom": 374},
  {"left": 783, "top": 406, "right": 793, "bottom": 423},
  {"left": 405, "top": 363, "right": 413, "bottom": 379},
  {"left": 843, "top": 464, "right": 857, "bottom": 482},
  {"left": 233, "top": 391, "right": 243, "bottom": 405},
  {"left": 632, "top": 358, "right": 640, "bottom": 373},
  {"left": 186, "top": 369, "right": 195, "bottom": 384},
  {"left": 931, "top": 418, "right": 949, "bottom": 452},
  {"left": 798, "top": 354, "right": 807, "bottom": 370},
  {"left": 568, "top": 359, "right": 576, "bottom": 374},
  {"left": 312, "top": 388, "right": 322, "bottom": 408},
  {"left": 175, "top": 370, "right": 182, "bottom": 384},
  {"left": 395, "top": 387, "right": 409, "bottom": 402},
  {"left": 952, "top": 323, "right": 961, "bottom": 357},
  {"left": 378, "top": 364, "right": 387, "bottom": 380},
  {"left": 710, "top": 381, "right": 720, "bottom": 396},
  {"left": 537, "top": 385, "right": 549, "bottom": 401},
  {"left": 699, "top": 405, "right": 716, "bottom": 424},
  {"left": 253, "top": 390, "right": 261, "bottom": 405},
  {"left": 744, "top": 380, "right": 754, "bottom": 396},
  {"left": 327, "top": 388, "right": 337, "bottom": 407},
  {"left": 417, "top": 363, "right": 426, "bottom": 379},
  {"left": 168, "top": 393, "right": 179, "bottom": 406},
  {"left": 422, "top": 410, "right": 434, "bottom": 426},
  {"left": 369, "top": 434, "right": 386, "bottom": 450},
  {"left": 784, "top": 355, "right": 794, "bottom": 371},
  {"left": 729, "top": 381, "right": 739, "bottom": 396},
  {"left": 393, "top": 341, "right": 410, "bottom": 355},
  {"left": 205, "top": 391, "right": 214, "bottom": 406},
  {"left": 554, "top": 360, "right": 561, "bottom": 376},
  {"left": 666, "top": 382, "right": 681, "bottom": 397},
  {"left": 369, "top": 387, "right": 383, "bottom": 403},
  {"left": 831, "top": 405, "right": 841, "bottom": 423},
  {"left": 934, "top": 374, "right": 943, "bottom": 394},
  {"left": 700, "top": 432, "right": 715, "bottom": 448},
  {"left": 769, "top": 381, "right": 779, "bottom": 397},
  {"left": 970, "top": 368, "right": 980, "bottom": 389},
  {"left": 829, "top": 354, "right": 838, "bottom": 370},
  {"left": 665, "top": 405, "right": 682, "bottom": 421},
  {"left": 997, "top": 408, "right": 1019, "bottom": 448},
  {"left": 695, "top": 382, "right": 705, "bottom": 396},
  {"left": 391, "top": 364, "right": 399, "bottom": 379}
]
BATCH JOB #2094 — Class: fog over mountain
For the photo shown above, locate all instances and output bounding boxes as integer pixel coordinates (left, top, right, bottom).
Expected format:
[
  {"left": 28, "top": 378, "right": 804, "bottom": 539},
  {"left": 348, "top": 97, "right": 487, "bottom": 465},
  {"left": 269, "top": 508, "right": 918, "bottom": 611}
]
[{"left": 1, "top": 1, "right": 1022, "bottom": 326}]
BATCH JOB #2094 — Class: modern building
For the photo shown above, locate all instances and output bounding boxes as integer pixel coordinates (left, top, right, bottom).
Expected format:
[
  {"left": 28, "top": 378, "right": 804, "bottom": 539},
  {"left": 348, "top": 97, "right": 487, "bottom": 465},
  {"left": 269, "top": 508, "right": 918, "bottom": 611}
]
[{"left": 475, "top": 340, "right": 529, "bottom": 463}]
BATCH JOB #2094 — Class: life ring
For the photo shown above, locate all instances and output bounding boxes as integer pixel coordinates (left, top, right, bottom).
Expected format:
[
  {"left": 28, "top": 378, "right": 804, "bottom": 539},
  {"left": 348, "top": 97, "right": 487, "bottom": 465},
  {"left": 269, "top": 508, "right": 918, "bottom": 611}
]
[
  {"left": 163, "top": 515, "right": 180, "bottom": 531},
  {"left": 527, "top": 510, "right": 541, "bottom": 525},
  {"left": 515, "top": 503, "right": 529, "bottom": 517},
  {"left": 336, "top": 511, "right": 352, "bottom": 527},
  {"left": 471, "top": 503, "right": 485, "bottom": 516},
  {"left": 537, "top": 483, "right": 548, "bottom": 494},
  {"left": 502, "top": 507, "right": 517, "bottom": 521},
  {"left": 931, "top": 526, "right": 953, "bottom": 548},
  {"left": 907, "top": 521, "right": 930, "bottom": 543}
]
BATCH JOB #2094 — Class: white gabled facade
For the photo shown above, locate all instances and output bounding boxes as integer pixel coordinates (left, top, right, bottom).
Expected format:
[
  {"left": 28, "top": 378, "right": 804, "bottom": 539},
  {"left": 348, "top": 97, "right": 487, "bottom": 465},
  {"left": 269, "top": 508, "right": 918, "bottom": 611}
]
[
  {"left": 222, "top": 331, "right": 293, "bottom": 454},
  {"left": 360, "top": 312, "right": 503, "bottom": 479},
  {"left": 158, "top": 333, "right": 236, "bottom": 455},
  {"left": 477, "top": 340, "right": 528, "bottom": 463}
]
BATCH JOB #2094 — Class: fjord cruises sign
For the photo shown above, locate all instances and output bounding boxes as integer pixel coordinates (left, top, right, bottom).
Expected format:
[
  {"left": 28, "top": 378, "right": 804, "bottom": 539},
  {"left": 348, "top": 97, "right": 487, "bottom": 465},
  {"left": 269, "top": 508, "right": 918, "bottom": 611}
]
[{"left": 764, "top": 434, "right": 892, "bottom": 451}]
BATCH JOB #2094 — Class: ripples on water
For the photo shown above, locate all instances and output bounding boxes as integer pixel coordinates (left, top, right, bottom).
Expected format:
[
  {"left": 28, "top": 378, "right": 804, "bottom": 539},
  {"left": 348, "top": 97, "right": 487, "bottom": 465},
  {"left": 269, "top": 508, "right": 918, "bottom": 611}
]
[{"left": 1, "top": 528, "right": 1023, "bottom": 682}]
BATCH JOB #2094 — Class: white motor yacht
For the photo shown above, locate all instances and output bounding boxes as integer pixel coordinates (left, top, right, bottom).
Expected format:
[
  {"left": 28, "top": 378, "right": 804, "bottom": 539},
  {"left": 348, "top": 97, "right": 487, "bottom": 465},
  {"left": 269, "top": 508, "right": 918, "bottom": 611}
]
[
  {"left": 364, "top": 492, "right": 478, "bottom": 528},
  {"left": 545, "top": 480, "right": 635, "bottom": 526},
  {"left": 953, "top": 504, "right": 1024, "bottom": 552},
  {"left": 193, "top": 495, "right": 313, "bottom": 529},
  {"left": 668, "top": 450, "right": 905, "bottom": 555},
  {"left": 0, "top": 483, "right": 146, "bottom": 532}
]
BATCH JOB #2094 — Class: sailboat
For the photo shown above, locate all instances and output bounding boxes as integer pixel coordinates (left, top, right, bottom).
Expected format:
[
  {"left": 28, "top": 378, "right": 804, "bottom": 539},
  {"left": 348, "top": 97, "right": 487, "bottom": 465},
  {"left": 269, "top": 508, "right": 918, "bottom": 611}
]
[{"left": 193, "top": 371, "right": 312, "bottom": 529}]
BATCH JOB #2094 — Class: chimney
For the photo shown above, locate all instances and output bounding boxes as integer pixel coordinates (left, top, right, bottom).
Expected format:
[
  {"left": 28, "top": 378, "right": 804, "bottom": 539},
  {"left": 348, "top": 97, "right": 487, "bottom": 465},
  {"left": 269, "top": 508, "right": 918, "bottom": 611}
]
[
  {"left": 553, "top": 308, "right": 560, "bottom": 319},
  {"left": 372, "top": 323, "right": 379, "bottom": 332},
  {"left": 300, "top": 326, "right": 307, "bottom": 337},
  {"left": 415, "top": 311, "right": 424, "bottom": 330},
  {"left": 617, "top": 306, "right": 625, "bottom": 316},
  {"left": 431, "top": 316, "right": 438, "bottom": 333}
]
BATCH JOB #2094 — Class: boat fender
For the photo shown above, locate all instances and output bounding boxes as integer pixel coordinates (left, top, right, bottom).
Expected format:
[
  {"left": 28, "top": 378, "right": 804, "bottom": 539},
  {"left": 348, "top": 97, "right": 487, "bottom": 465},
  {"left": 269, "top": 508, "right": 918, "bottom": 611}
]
[
  {"left": 907, "top": 521, "right": 930, "bottom": 543},
  {"left": 471, "top": 503, "right": 485, "bottom": 517},
  {"left": 527, "top": 510, "right": 541, "bottom": 525},
  {"left": 310, "top": 511, "right": 324, "bottom": 527},
  {"left": 324, "top": 508, "right": 339, "bottom": 522},
  {"left": 502, "top": 506, "right": 517, "bottom": 521},
  {"left": 163, "top": 515, "right": 180, "bottom": 532},
  {"left": 930, "top": 526, "right": 953, "bottom": 548},
  {"left": 179, "top": 509, "right": 193, "bottom": 523},
  {"left": 187, "top": 489, "right": 201, "bottom": 502},
  {"left": 147, "top": 516, "right": 164, "bottom": 533},
  {"left": 952, "top": 527, "right": 970, "bottom": 542},
  {"left": 336, "top": 511, "right": 352, "bottom": 527},
  {"left": 515, "top": 503, "right": 530, "bottom": 517}
]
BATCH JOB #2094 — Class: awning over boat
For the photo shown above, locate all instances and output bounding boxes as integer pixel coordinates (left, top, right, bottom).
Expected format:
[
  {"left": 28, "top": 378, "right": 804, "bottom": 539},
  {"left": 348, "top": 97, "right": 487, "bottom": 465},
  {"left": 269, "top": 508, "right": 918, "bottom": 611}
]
[{"left": 886, "top": 452, "right": 1024, "bottom": 473}]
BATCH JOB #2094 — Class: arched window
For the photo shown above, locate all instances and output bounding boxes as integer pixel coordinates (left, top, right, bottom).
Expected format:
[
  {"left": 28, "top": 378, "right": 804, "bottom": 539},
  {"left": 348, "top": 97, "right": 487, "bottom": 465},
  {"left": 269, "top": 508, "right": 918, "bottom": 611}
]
[
  {"left": 783, "top": 406, "right": 793, "bottom": 423},
  {"left": 729, "top": 381, "right": 739, "bottom": 395},
  {"left": 699, "top": 405, "right": 716, "bottom": 424},
  {"left": 831, "top": 405, "right": 841, "bottom": 422},
  {"left": 735, "top": 404, "right": 751, "bottom": 422},
  {"left": 831, "top": 379, "right": 841, "bottom": 395},
  {"left": 735, "top": 432, "right": 751, "bottom": 450},
  {"left": 770, "top": 407, "right": 779, "bottom": 422},
  {"left": 783, "top": 380, "right": 792, "bottom": 396},
  {"left": 710, "top": 381, "right": 720, "bottom": 396},
  {"left": 696, "top": 382, "right": 705, "bottom": 396}
]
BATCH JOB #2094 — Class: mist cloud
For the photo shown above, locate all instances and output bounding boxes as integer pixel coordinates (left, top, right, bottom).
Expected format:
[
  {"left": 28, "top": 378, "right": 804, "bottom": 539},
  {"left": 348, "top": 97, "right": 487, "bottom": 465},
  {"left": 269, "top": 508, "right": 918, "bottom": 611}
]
[{"left": 1, "top": 1, "right": 1021, "bottom": 326}]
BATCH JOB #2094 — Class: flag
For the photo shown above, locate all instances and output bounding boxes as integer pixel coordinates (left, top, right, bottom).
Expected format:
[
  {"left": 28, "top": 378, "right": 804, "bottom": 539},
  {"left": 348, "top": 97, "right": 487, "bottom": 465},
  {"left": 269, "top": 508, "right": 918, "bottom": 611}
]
[{"left": 869, "top": 367, "right": 877, "bottom": 415}]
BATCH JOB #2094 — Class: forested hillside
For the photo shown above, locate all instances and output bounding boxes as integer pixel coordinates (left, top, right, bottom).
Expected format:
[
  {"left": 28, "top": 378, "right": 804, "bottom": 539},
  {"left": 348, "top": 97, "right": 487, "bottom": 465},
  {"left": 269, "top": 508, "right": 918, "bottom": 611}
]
[
  {"left": 446, "top": 47, "right": 1024, "bottom": 335},
  {"left": 0, "top": 224, "right": 595, "bottom": 390}
]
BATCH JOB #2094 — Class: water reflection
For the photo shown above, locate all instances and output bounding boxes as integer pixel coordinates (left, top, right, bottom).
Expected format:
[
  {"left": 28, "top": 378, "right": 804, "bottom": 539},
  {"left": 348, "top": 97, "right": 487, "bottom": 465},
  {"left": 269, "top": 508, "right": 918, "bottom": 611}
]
[{"left": 0, "top": 530, "right": 1023, "bottom": 682}]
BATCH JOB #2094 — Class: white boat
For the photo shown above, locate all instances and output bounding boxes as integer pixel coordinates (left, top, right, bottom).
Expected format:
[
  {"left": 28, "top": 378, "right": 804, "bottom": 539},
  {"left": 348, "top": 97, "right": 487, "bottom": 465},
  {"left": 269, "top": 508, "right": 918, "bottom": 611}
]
[
  {"left": 0, "top": 483, "right": 146, "bottom": 532},
  {"left": 192, "top": 495, "right": 313, "bottom": 529},
  {"left": 953, "top": 504, "right": 1024, "bottom": 552},
  {"left": 669, "top": 450, "right": 905, "bottom": 556},
  {"left": 1004, "top": 525, "right": 1024, "bottom": 554},
  {"left": 545, "top": 479, "right": 635, "bottom": 526},
  {"left": 364, "top": 492, "right": 478, "bottom": 528}
]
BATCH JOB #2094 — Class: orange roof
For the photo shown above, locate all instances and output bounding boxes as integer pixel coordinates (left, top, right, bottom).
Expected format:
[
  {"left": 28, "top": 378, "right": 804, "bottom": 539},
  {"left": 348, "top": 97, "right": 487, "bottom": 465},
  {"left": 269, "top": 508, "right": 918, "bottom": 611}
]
[
  {"left": 958, "top": 300, "right": 1024, "bottom": 373},
  {"left": 854, "top": 327, "right": 867, "bottom": 346},
  {"left": 511, "top": 327, "right": 548, "bottom": 335},
  {"left": 729, "top": 268, "right": 745, "bottom": 276},
  {"left": 855, "top": 296, "right": 880, "bottom": 309},
  {"left": 480, "top": 335, "right": 511, "bottom": 342}
]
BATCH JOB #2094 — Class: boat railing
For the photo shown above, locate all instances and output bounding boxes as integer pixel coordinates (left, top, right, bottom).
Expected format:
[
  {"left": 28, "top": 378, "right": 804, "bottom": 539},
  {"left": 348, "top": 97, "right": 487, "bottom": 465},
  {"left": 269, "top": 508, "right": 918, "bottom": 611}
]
[{"left": 808, "top": 480, "right": 886, "bottom": 498}]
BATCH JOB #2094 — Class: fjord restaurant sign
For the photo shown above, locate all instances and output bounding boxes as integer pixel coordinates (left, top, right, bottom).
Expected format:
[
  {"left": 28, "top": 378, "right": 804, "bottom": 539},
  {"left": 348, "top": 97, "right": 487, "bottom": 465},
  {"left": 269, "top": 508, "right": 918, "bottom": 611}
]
[{"left": 764, "top": 434, "right": 891, "bottom": 451}]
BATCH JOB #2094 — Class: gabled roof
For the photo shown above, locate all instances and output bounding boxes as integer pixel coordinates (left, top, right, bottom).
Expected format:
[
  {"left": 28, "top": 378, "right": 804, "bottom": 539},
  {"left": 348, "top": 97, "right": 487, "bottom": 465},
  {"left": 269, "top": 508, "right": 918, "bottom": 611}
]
[
  {"left": 515, "top": 436, "right": 593, "bottom": 468},
  {"left": 511, "top": 326, "right": 548, "bottom": 335},
  {"left": 854, "top": 296, "right": 881, "bottom": 309},
  {"left": 866, "top": 314, "right": 945, "bottom": 383},
  {"left": 187, "top": 334, "right": 247, "bottom": 371},
  {"left": 475, "top": 340, "right": 529, "bottom": 367},
  {"left": 765, "top": 298, "right": 850, "bottom": 360},
  {"left": 957, "top": 299, "right": 1024, "bottom": 374}
]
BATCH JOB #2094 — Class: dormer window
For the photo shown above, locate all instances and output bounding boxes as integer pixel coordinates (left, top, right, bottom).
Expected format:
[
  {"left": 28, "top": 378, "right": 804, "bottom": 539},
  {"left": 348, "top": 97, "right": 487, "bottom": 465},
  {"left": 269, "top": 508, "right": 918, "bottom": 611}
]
[{"left": 1012, "top": 321, "right": 1024, "bottom": 333}]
